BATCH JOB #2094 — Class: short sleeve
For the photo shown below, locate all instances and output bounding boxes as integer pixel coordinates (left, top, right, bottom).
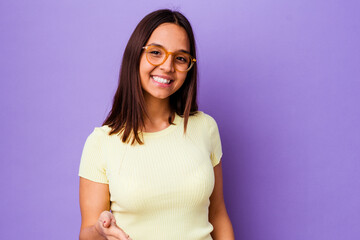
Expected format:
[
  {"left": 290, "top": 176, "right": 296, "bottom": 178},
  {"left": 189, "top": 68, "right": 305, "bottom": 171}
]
[
  {"left": 78, "top": 128, "right": 109, "bottom": 184},
  {"left": 207, "top": 115, "right": 223, "bottom": 167}
]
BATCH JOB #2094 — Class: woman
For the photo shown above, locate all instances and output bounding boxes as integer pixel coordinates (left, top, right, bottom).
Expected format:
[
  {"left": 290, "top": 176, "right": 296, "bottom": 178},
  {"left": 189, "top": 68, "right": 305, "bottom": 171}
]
[{"left": 79, "top": 9, "right": 234, "bottom": 240}]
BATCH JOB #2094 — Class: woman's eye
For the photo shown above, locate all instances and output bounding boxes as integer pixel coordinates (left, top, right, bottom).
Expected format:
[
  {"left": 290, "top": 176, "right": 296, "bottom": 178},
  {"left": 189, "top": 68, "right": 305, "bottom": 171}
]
[
  {"left": 150, "top": 51, "right": 161, "bottom": 55},
  {"left": 176, "top": 56, "right": 188, "bottom": 63}
]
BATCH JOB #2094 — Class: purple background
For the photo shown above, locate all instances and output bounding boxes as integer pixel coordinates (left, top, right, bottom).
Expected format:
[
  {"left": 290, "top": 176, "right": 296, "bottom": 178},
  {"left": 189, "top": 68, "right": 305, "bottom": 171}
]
[{"left": 1, "top": 0, "right": 359, "bottom": 239}]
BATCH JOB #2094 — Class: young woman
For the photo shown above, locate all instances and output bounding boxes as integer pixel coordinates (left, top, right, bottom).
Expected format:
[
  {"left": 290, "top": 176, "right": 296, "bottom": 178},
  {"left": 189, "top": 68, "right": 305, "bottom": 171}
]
[{"left": 79, "top": 9, "right": 234, "bottom": 240}]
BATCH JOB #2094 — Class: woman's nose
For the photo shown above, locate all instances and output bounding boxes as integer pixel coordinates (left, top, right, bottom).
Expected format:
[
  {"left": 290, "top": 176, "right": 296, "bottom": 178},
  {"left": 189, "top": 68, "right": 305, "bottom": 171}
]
[{"left": 159, "top": 54, "right": 175, "bottom": 72}]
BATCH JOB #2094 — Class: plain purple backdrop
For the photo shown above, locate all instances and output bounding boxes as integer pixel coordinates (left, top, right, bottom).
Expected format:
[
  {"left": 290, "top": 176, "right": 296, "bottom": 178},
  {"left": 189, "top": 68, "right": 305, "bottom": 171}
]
[{"left": 1, "top": 0, "right": 359, "bottom": 239}]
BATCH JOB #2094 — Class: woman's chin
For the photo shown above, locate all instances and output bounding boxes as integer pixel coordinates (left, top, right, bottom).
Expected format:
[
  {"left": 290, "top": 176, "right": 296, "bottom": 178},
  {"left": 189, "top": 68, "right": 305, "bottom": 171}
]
[{"left": 143, "top": 91, "right": 171, "bottom": 101}]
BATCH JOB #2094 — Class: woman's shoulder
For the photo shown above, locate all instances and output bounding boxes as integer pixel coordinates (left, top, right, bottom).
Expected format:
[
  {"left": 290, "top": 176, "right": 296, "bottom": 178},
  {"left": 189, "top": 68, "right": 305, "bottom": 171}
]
[
  {"left": 186, "top": 111, "right": 219, "bottom": 131},
  {"left": 86, "top": 125, "right": 114, "bottom": 141},
  {"left": 189, "top": 111, "right": 218, "bottom": 125}
]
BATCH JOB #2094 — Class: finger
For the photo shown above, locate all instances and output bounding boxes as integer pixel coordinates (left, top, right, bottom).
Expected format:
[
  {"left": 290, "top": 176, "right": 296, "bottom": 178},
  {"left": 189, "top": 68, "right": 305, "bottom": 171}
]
[
  {"left": 107, "top": 225, "right": 132, "bottom": 240},
  {"left": 102, "top": 215, "right": 113, "bottom": 228},
  {"left": 102, "top": 219, "right": 111, "bottom": 228},
  {"left": 111, "top": 214, "right": 117, "bottom": 224},
  {"left": 100, "top": 210, "right": 113, "bottom": 220},
  {"left": 107, "top": 236, "right": 122, "bottom": 240},
  {"left": 99, "top": 211, "right": 113, "bottom": 228},
  {"left": 120, "top": 231, "right": 132, "bottom": 240}
]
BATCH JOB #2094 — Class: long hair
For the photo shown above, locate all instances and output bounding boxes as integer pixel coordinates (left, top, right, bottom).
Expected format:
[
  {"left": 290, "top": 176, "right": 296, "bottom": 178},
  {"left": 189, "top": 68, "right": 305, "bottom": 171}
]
[{"left": 103, "top": 9, "right": 198, "bottom": 145}]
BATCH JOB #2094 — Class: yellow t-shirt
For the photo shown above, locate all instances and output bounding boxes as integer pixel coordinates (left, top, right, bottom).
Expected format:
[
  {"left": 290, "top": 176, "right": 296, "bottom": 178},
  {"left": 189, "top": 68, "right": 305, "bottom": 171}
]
[{"left": 79, "top": 111, "right": 222, "bottom": 240}]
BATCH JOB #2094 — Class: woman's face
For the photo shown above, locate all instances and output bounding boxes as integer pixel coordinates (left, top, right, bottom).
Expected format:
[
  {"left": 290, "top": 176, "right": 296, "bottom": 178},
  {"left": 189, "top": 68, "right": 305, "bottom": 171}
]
[{"left": 139, "top": 23, "right": 190, "bottom": 101}]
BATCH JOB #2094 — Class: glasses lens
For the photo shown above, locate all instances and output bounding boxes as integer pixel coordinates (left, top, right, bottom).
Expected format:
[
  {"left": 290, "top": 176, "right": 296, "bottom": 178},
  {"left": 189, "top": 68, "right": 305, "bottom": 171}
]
[
  {"left": 145, "top": 46, "right": 165, "bottom": 65},
  {"left": 174, "top": 52, "right": 192, "bottom": 72}
]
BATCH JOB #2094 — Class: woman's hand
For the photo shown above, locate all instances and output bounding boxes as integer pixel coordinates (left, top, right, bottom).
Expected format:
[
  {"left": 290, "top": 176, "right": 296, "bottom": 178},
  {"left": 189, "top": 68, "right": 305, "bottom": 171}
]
[{"left": 95, "top": 211, "right": 132, "bottom": 240}]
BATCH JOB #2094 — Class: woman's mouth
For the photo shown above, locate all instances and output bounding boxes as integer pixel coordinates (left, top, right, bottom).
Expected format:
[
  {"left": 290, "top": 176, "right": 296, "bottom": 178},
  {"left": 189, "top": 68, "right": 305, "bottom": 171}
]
[{"left": 151, "top": 75, "right": 173, "bottom": 87}]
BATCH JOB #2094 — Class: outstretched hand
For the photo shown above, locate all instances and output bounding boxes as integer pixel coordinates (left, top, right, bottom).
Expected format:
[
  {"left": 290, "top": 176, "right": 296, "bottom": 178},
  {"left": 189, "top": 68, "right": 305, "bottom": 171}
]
[{"left": 95, "top": 211, "right": 132, "bottom": 240}]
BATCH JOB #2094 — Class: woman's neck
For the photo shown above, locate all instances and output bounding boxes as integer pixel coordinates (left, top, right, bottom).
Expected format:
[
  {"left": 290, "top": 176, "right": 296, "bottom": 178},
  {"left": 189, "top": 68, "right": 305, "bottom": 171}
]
[{"left": 143, "top": 94, "right": 173, "bottom": 132}]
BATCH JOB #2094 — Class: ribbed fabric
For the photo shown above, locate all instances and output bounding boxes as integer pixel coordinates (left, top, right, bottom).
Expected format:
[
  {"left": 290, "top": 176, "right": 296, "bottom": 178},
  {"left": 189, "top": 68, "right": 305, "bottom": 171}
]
[{"left": 79, "top": 111, "right": 222, "bottom": 240}]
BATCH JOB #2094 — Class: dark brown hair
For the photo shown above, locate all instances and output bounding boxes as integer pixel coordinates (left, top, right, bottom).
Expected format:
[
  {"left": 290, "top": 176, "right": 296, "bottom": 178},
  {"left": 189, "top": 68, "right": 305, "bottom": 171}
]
[{"left": 103, "top": 9, "right": 198, "bottom": 144}]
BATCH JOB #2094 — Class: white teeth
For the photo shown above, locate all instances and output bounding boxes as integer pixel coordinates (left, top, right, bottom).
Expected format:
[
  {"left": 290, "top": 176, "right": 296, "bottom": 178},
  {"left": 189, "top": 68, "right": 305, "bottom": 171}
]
[{"left": 152, "top": 76, "right": 171, "bottom": 84}]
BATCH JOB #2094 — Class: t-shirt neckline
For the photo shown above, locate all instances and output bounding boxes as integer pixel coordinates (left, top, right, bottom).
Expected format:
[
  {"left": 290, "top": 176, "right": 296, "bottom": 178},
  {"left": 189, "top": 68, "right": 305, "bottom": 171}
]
[{"left": 141, "top": 113, "right": 181, "bottom": 138}]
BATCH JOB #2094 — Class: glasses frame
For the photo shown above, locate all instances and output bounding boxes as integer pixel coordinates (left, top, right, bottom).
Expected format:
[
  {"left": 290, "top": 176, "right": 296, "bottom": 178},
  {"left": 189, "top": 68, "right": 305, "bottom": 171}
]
[{"left": 142, "top": 45, "right": 196, "bottom": 72}]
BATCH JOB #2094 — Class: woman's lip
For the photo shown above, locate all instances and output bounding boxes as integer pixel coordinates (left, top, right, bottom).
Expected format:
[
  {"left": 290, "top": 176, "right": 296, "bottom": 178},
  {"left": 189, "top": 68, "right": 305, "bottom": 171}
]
[
  {"left": 151, "top": 76, "right": 173, "bottom": 87},
  {"left": 151, "top": 75, "right": 173, "bottom": 81}
]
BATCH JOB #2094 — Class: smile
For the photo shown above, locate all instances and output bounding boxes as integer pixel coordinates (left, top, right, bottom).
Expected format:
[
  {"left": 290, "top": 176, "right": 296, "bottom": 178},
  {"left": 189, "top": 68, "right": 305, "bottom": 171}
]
[{"left": 151, "top": 75, "right": 173, "bottom": 85}]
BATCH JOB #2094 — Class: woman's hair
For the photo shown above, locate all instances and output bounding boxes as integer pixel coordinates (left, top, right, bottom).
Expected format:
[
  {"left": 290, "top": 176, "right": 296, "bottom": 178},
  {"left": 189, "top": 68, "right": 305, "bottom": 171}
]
[{"left": 103, "top": 9, "right": 198, "bottom": 145}]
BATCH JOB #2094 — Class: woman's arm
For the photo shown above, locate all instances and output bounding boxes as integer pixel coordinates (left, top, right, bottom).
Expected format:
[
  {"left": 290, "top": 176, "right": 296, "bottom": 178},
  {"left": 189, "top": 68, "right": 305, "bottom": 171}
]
[
  {"left": 79, "top": 177, "right": 130, "bottom": 240},
  {"left": 79, "top": 177, "right": 110, "bottom": 240},
  {"left": 209, "top": 162, "right": 235, "bottom": 240}
]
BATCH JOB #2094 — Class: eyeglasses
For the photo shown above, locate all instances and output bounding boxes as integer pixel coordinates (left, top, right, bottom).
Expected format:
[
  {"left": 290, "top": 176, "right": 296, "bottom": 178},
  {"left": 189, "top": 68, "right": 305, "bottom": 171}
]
[{"left": 142, "top": 45, "right": 196, "bottom": 72}]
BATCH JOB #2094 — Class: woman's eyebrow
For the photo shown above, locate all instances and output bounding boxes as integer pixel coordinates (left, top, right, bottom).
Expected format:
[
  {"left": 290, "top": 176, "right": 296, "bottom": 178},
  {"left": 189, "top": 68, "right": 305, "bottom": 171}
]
[
  {"left": 148, "top": 43, "right": 190, "bottom": 54},
  {"left": 178, "top": 49, "right": 191, "bottom": 54}
]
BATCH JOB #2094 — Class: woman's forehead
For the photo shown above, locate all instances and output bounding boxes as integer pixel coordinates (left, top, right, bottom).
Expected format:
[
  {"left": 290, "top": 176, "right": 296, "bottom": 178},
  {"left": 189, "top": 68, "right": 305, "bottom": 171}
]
[{"left": 146, "top": 23, "right": 190, "bottom": 52}]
